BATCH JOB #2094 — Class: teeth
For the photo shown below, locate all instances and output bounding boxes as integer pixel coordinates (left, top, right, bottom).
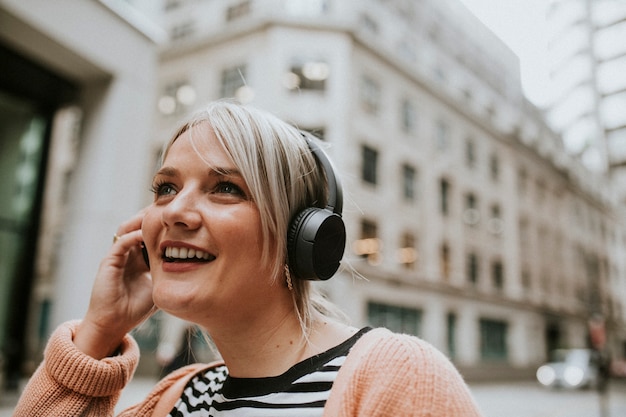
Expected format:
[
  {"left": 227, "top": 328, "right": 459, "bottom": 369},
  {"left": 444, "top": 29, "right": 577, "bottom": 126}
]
[{"left": 164, "top": 247, "right": 213, "bottom": 260}]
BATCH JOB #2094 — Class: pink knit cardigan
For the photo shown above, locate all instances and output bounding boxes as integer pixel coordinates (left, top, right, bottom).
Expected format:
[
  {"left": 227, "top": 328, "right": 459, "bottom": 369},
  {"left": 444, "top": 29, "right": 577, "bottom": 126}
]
[{"left": 13, "top": 321, "right": 483, "bottom": 416}]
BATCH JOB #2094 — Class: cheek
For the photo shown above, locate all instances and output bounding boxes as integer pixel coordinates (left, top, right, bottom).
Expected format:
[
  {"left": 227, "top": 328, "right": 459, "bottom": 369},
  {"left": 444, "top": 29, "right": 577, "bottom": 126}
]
[
  {"left": 219, "top": 211, "right": 274, "bottom": 272},
  {"left": 218, "top": 206, "right": 263, "bottom": 244}
]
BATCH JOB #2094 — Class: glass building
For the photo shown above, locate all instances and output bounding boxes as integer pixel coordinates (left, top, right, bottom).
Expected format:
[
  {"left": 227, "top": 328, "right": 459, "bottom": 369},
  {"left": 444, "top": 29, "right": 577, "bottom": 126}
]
[{"left": 547, "top": 0, "right": 626, "bottom": 203}]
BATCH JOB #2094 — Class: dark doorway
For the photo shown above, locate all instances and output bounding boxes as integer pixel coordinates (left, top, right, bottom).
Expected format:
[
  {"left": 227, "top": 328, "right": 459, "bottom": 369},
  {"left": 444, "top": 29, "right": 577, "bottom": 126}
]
[{"left": 0, "top": 41, "right": 77, "bottom": 390}]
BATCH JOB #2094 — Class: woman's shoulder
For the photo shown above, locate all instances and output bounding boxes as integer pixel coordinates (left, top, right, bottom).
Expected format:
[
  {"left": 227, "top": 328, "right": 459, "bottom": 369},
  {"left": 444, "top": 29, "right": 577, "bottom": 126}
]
[
  {"left": 353, "top": 328, "right": 443, "bottom": 359},
  {"left": 327, "top": 328, "right": 483, "bottom": 416},
  {"left": 347, "top": 327, "right": 462, "bottom": 380}
]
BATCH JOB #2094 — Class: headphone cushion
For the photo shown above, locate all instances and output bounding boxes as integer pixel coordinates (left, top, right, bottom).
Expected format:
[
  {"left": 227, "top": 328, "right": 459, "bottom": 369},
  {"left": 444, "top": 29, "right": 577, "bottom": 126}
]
[{"left": 287, "top": 208, "right": 346, "bottom": 280}]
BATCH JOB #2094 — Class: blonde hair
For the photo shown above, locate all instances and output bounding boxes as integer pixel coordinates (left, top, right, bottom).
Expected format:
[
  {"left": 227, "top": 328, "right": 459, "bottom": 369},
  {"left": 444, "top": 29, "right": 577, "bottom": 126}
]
[{"left": 162, "top": 101, "right": 346, "bottom": 333}]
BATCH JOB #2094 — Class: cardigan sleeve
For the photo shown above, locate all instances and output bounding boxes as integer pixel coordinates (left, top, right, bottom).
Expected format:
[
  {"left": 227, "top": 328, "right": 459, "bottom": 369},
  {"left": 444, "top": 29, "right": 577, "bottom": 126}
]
[
  {"left": 13, "top": 320, "right": 140, "bottom": 417},
  {"left": 324, "top": 328, "right": 484, "bottom": 417}
]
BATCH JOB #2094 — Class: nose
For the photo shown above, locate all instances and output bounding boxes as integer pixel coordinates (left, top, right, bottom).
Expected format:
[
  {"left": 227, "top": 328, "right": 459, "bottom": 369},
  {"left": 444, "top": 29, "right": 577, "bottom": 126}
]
[{"left": 161, "top": 187, "right": 202, "bottom": 230}]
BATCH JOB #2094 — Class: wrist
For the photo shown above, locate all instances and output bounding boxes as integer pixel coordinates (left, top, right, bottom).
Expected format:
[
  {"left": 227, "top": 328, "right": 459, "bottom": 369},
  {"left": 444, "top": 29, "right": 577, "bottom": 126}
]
[{"left": 74, "top": 321, "right": 126, "bottom": 359}]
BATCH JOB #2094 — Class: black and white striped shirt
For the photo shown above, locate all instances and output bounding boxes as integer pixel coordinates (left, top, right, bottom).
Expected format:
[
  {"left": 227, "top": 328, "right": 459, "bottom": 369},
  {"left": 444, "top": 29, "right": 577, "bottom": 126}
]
[{"left": 168, "top": 328, "right": 369, "bottom": 417}]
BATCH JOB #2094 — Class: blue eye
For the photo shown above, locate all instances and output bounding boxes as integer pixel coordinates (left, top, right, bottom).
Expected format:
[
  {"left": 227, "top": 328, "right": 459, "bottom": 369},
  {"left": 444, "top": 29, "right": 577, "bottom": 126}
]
[
  {"left": 216, "top": 182, "right": 244, "bottom": 196},
  {"left": 151, "top": 182, "right": 177, "bottom": 197}
]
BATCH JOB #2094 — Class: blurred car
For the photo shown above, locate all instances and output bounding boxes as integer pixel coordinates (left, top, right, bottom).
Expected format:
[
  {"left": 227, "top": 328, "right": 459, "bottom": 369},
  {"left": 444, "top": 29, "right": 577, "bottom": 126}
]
[{"left": 536, "top": 349, "right": 599, "bottom": 389}]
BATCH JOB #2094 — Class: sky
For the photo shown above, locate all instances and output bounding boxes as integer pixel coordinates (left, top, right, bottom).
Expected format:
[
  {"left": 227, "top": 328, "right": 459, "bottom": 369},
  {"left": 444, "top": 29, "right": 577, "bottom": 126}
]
[{"left": 457, "top": 0, "right": 553, "bottom": 107}]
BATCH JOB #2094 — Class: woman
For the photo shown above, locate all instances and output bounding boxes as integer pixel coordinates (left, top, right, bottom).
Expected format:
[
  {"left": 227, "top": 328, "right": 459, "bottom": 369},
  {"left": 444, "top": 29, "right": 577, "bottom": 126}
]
[{"left": 14, "top": 101, "right": 483, "bottom": 416}]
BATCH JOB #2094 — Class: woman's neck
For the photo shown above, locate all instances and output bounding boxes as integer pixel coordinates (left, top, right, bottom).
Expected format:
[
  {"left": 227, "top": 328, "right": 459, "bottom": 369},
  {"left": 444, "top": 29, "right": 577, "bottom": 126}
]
[
  {"left": 206, "top": 311, "right": 358, "bottom": 378},
  {"left": 209, "top": 308, "right": 310, "bottom": 378}
]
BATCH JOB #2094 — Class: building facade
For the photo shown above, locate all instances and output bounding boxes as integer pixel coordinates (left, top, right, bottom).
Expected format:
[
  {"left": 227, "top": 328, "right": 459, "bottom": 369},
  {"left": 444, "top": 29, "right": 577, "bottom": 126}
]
[{"left": 144, "top": 0, "right": 626, "bottom": 377}]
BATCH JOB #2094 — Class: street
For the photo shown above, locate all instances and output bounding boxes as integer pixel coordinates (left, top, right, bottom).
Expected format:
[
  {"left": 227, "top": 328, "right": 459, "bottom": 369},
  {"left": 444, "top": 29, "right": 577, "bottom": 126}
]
[
  {"left": 471, "top": 380, "right": 626, "bottom": 417},
  {"left": 2, "top": 378, "right": 626, "bottom": 416}
]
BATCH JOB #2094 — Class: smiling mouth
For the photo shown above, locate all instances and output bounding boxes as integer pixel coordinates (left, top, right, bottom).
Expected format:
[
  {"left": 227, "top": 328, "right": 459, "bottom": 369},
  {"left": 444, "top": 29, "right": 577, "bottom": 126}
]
[{"left": 163, "top": 247, "right": 216, "bottom": 263}]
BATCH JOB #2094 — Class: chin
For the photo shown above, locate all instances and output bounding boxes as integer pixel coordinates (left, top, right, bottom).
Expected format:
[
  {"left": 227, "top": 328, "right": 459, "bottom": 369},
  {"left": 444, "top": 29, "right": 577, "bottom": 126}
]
[{"left": 152, "top": 283, "right": 199, "bottom": 315}]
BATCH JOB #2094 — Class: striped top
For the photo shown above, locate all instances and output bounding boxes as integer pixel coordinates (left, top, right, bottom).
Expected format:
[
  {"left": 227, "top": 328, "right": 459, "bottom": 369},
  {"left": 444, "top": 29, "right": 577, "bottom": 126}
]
[{"left": 168, "top": 328, "right": 370, "bottom": 417}]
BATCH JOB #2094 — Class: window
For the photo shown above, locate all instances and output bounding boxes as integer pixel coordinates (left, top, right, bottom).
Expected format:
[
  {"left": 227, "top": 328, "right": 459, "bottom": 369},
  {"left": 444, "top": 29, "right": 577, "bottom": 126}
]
[
  {"left": 521, "top": 268, "right": 531, "bottom": 292},
  {"left": 226, "top": 0, "right": 251, "bottom": 21},
  {"left": 480, "top": 319, "right": 508, "bottom": 361},
  {"left": 220, "top": 65, "right": 247, "bottom": 100},
  {"left": 170, "top": 21, "right": 195, "bottom": 40},
  {"left": 401, "top": 99, "right": 417, "bottom": 134},
  {"left": 360, "top": 76, "right": 380, "bottom": 114},
  {"left": 401, "top": 164, "right": 416, "bottom": 201},
  {"left": 398, "top": 232, "right": 417, "bottom": 270},
  {"left": 488, "top": 204, "right": 503, "bottom": 235},
  {"left": 368, "top": 302, "right": 421, "bottom": 335},
  {"left": 463, "top": 192, "right": 479, "bottom": 226},
  {"left": 353, "top": 219, "right": 380, "bottom": 264},
  {"left": 435, "top": 120, "right": 449, "bottom": 150},
  {"left": 439, "top": 178, "right": 450, "bottom": 215},
  {"left": 519, "top": 217, "right": 530, "bottom": 248},
  {"left": 517, "top": 167, "right": 528, "bottom": 195},
  {"left": 158, "top": 81, "right": 196, "bottom": 116},
  {"left": 492, "top": 260, "right": 504, "bottom": 290},
  {"left": 462, "top": 88, "right": 472, "bottom": 102},
  {"left": 440, "top": 242, "right": 451, "bottom": 281},
  {"left": 485, "top": 103, "right": 495, "bottom": 120},
  {"left": 490, "top": 204, "right": 501, "bottom": 219},
  {"left": 285, "top": 60, "right": 329, "bottom": 91},
  {"left": 465, "top": 193, "right": 477, "bottom": 209},
  {"left": 164, "top": 0, "right": 183, "bottom": 11},
  {"left": 447, "top": 313, "right": 457, "bottom": 359},
  {"left": 467, "top": 252, "right": 479, "bottom": 284},
  {"left": 465, "top": 138, "right": 476, "bottom": 168},
  {"left": 398, "top": 38, "right": 417, "bottom": 63},
  {"left": 490, "top": 152, "right": 500, "bottom": 182},
  {"left": 433, "top": 65, "right": 446, "bottom": 84},
  {"left": 362, "top": 145, "right": 378, "bottom": 185},
  {"left": 360, "top": 14, "right": 379, "bottom": 34}
]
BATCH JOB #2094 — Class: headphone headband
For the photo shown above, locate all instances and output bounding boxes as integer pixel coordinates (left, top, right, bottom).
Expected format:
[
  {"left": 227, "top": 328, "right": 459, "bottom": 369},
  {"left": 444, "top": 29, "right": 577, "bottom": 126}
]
[{"left": 302, "top": 134, "right": 343, "bottom": 215}]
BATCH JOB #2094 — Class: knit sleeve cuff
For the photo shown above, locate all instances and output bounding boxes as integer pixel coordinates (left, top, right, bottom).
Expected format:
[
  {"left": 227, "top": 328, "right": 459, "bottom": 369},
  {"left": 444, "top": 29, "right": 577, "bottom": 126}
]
[{"left": 44, "top": 320, "right": 140, "bottom": 397}]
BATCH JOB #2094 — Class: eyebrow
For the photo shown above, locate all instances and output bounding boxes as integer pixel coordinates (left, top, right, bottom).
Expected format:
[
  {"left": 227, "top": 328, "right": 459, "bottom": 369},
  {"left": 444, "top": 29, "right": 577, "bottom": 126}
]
[
  {"left": 153, "top": 166, "right": 243, "bottom": 179},
  {"left": 154, "top": 167, "right": 178, "bottom": 178}
]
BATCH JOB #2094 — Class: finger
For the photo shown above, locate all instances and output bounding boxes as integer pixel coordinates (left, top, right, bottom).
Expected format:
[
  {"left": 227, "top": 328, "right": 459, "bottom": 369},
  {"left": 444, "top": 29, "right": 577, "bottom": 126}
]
[
  {"left": 107, "top": 230, "right": 149, "bottom": 271},
  {"left": 115, "top": 210, "right": 147, "bottom": 237},
  {"left": 110, "top": 229, "right": 144, "bottom": 253}
]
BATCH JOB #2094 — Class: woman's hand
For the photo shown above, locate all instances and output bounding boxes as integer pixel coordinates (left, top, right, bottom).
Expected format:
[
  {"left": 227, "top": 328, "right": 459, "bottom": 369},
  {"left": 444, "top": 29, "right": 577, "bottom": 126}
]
[{"left": 74, "top": 211, "right": 156, "bottom": 359}]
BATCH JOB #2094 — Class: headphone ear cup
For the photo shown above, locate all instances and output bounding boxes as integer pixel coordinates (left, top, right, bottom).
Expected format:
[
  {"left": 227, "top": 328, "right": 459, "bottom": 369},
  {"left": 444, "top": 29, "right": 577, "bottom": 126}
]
[{"left": 287, "top": 207, "right": 346, "bottom": 280}]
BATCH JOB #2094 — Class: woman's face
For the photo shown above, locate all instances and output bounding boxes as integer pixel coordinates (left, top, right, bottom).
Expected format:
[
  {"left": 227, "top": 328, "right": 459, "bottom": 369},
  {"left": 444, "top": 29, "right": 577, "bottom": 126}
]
[{"left": 142, "top": 124, "right": 284, "bottom": 325}]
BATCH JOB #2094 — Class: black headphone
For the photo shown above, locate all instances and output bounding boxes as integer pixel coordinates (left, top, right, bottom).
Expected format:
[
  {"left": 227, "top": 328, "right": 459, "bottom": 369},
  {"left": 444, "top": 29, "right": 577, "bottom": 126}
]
[{"left": 287, "top": 134, "right": 346, "bottom": 281}]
